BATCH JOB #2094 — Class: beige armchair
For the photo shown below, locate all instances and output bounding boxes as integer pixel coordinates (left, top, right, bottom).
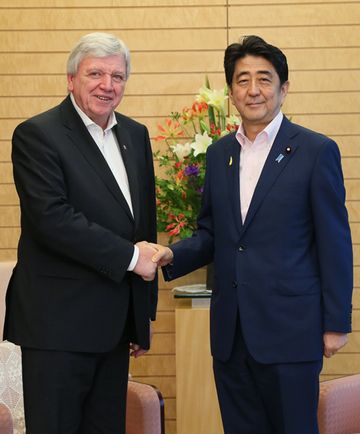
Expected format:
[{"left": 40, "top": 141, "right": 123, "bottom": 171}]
[
  {"left": 318, "top": 374, "right": 360, "bottom": 434},
  {"left": 126, "top": 381, "right": 165, "bottom": 434},
  {"left": 0, "top": 261, "right": 15, "bottom": 333}
]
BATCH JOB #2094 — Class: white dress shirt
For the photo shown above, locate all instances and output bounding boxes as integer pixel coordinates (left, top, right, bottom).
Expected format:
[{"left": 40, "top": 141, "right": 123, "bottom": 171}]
[
  {"left": 70, "top": 93, "right": 139, "bottom": 270},
  {"left": 236, "top": 111, "right": 283, "bottom": 224}
]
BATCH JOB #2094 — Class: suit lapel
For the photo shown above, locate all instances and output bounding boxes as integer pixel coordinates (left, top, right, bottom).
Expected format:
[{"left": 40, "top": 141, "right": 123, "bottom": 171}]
[
  {"left": 224, "top": 135, "right": 242, "bottom": 235},
  {"left": 60, "top": 97, "right": 134, "bottom": 222},
  {"left": 241, "top": 117, "right": 299, "bottom": 235}
]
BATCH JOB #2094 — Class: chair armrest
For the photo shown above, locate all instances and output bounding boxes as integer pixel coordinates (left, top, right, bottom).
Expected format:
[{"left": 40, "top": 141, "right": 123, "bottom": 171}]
[
  {"left": 318, "top": 374, "right": 360, "bottom": 433},
  {"left": 0, "top": 403, "right": 13, "bottom": 434},
  {"left": 126, "top": 380, "right": 165, "bottom": 434}
]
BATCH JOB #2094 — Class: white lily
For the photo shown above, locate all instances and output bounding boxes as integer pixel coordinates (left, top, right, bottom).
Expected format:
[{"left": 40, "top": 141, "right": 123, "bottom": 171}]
[
  {"left": 171, "top": 142, "right": 192, "bottom": 160},
  {"left": 196, "top": 86, "right": 228, "bottom": 113},
  {"left": 191, "top": 132, "right": 212, "bottom": 157}
]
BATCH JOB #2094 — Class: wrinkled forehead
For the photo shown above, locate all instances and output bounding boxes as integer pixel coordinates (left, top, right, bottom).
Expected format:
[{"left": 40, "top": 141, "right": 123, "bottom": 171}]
[
  {"left": 235, "top": 55, "right": 277, "bottom": 75},
  {"left": 78, "top": 54, "right": 127, "bottom": 71}
]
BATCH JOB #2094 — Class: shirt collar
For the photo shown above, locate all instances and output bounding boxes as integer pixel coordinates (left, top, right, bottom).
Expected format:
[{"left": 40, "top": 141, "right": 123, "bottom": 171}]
[
  {"left": 236, "top": 111, "right": 283, "bottom": 148},
  {"left": 69, "top": 92, "right": 117, "bottom": 131}
]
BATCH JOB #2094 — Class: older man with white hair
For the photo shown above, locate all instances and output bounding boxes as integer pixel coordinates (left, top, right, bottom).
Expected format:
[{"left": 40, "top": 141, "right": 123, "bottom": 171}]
[{"left": 4, "top": 32, "right": 158, "bottom": 434}]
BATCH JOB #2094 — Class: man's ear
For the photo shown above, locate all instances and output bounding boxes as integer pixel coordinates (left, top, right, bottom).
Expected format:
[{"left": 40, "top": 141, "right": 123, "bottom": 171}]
[
  {"left": 67, "top": 74, "right": 74, "bottom": 92},
  {"left": 280, "top": 80, "right": 290, "bottom": 103},
  {"left": 228, "top": 86, "right": 235, "bottom": 105}
]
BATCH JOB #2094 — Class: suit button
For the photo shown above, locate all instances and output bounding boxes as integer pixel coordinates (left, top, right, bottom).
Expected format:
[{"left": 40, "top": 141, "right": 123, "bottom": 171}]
[
  {"left": 232, "top": 281, "right": 238, "bottom": 288},
  {"left": 238, "top": 246, "right": 245, "bottom": 251}
]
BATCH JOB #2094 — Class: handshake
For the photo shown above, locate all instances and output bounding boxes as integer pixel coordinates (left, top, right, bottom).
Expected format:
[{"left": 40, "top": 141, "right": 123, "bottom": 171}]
[{"left": 133, "top": 241, "right": 174, "bottom": 281}]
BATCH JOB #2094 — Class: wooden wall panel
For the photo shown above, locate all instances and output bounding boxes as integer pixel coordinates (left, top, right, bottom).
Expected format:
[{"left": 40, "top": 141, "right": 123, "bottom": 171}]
[
  {"left": 345, "top": 180, "right": 360, "bottom": 201},
  {"left": 0, "top": 73, "right": 226, "bottom": 96},
  {"left": 0, "top": 228, "right": 20, "bottom": 248},
  {"left": 229, "top": 0, "right": 359, "bottom": 3},
  {"left": 290, "top": 70, "right": 360, "bottom": 93},
  {"left": 279, "top": 114, "right": 360, "bottom": 136},
  {"left": 0, "top": 163, "right": 13, "bottom": 184},
  {"left": 0, "top": 206, "right": 19, "bottom": 227},
  {"left": 0, "top": 185, "right": 18, "bottom": 206},
  {"left": 284, "top": 48, "right": 360, "bottom": 70},
  {"left": 284, "top": 92, "right": 360, "bottom": 114},
  {"left": 1, "top": 7, "right": 226, "bottom": 30},
  {"left": 1, "top": 0, "right": 224, "bottom": 6},
  {"left": 1, "top": 51, "right": 225, "bottom": 74},
  {"left": 343, "top": 158, "right": 360, "bottom": 179},
  {"left": 0, "top": 2, "right": 359, "bottom": 433},
  {"left": 0, "top": 29, "right": 227, "bottom": 52},
  {"left": 352, "top": 288, "right": 360, "bottom": 308},
  {"left": 0, "top": 142, "right": 11, "bottom": 161},
  {"left": 336, "top": 136, "right": 360, "bottom": 157},
  {"left": 229, "top": 26, "right": 360, "bottom": 48},
  {"left": 355, "top": 268, "right": 360, "bottom": 287},
  {"left": 229, "top": 4, "right": 360, "bottom": 26},
  {"left": 348, "top": 203, "right": 360, "bottom": 222}
]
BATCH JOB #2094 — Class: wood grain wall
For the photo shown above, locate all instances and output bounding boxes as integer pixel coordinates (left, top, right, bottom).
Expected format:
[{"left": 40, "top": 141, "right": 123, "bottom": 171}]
[{"left": 0, "top": 1, "right": 359, "bottom": 433}]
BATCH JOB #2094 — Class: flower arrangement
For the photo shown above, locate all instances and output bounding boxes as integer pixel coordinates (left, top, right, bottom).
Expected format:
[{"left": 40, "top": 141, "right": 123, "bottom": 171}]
[{"left": 154, "top": 78, "right": 240, "bottom": 242}]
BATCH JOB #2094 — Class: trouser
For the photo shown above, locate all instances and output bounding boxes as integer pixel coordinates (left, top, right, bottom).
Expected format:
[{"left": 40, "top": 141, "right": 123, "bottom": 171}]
[
  {"left": 213, "top": 319, "right": 322, "bottom": 434},
  {"left": 21, "top": 339, "right": 130, "bottom": 434}
]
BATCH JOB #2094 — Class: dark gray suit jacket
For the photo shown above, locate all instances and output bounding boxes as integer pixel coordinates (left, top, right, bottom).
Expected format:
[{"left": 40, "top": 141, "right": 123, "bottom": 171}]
[{"left": 4, "top": 95, "right": 157, "bottom": 352}]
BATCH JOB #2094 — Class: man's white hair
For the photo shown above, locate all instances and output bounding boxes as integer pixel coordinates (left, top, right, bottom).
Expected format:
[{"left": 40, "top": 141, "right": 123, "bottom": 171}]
[{"left": 67, "top": 32, "right": 131, "bottom": 79}]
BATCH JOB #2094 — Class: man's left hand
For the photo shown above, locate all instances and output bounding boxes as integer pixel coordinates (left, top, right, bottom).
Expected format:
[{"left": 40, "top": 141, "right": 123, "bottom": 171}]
[
  {"left": 130, "top": 321, "right": 153, "bottom": 358},
  {"left": 323, "top": 331, "right": 348, "bottom": 358}
]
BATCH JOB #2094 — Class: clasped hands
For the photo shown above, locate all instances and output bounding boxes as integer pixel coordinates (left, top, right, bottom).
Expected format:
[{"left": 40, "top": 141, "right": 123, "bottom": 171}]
[{"left": 133, "top": 241, "right": 173, "bottom": 281}]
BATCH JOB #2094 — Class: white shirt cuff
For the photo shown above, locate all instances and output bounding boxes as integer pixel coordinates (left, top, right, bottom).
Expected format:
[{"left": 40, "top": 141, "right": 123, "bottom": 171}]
[{"left": 127, "top": 245, "right": 139, "bottom": 271}]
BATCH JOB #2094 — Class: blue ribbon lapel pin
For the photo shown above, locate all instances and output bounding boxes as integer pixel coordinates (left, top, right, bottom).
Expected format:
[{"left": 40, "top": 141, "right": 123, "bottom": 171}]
[{"left": 275, "top": 153, "right": 284, "bottom": 163}]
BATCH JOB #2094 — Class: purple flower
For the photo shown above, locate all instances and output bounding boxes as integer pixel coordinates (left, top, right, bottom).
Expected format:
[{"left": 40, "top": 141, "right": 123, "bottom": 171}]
[{"left": 184, "top": 164, "right": 200, "bottom": 177}]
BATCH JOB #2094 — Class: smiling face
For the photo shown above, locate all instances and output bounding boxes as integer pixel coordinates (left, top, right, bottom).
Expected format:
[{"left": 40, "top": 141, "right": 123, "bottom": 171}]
[
  {"left": 67, "top": 54, "right": 127, "bottom": 129},
  {"left": 229, "top": 55, "right": 289, "bottom": 140}
]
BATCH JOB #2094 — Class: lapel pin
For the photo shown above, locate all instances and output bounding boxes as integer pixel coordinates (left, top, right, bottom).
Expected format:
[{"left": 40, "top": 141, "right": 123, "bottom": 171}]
[
  {"left": 229, "top": 156, "right": 233, "bottom": 166},
  {"left": 285, "top": 146, "right": 291, "bottom": 154},
  {"left": 123, "top": 144, "right": 127, "bottom": 150},
  {"left": 275, "top": 154, "right": 284, "bottom": 163}
]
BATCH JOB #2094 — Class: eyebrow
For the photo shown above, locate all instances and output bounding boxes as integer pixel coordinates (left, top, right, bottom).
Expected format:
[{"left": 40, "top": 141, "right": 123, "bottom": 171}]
[{"left": 235, "top": 70, "right": 273, "bottom": 79}]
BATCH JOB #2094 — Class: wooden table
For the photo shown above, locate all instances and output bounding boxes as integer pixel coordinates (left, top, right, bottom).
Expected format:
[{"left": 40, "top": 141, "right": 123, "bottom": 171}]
[{"left": 175, "top": 301, "right": 223, "bottom": 434}]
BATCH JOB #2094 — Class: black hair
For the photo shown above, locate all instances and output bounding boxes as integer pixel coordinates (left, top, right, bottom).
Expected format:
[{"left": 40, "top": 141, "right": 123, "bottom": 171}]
[{"left": 224, "top": 35, "right": 288, "bottom": 86}]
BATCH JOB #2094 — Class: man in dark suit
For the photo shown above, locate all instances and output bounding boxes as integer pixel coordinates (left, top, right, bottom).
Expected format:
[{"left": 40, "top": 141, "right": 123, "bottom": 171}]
[
  {"left": 4, "top": 32, "right": 158, "bottom": 434},
  {"left": 152, "top": 36, "right": 353, "bottom": 434}
]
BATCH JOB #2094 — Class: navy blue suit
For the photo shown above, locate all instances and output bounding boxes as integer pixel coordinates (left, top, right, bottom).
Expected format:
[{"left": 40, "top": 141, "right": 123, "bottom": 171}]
[{"left": 165, "top": 117, "right": 353, "bottom": 433}]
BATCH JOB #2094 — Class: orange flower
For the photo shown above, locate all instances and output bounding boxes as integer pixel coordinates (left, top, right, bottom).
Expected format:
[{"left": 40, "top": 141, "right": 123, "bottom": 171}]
[
  {"left": 154, "top": 118, "right": 184, "bottom": 141},
  {"left": 182, "top": 102, "right": 208, "bottom": 122},
  {"left": 182, "top": 106, "right": 193, "bottom": 122},
  {"left": 192, "top": 101, "right": 208, "bottom": 116},
  {"left": 166, "top": 213, "right": 186, "bottom": 237},
  {"left": 176, "top": 169, "right": 185, "bottom": 182}
]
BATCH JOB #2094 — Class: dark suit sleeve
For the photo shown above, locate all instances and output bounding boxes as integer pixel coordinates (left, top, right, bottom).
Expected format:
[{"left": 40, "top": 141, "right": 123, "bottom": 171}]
[
  {"left": 311, "top": 138, "right": 353, "bottom": 332},
  {"left": 12, "top": 120, "right": 135, "bottom": 284}
]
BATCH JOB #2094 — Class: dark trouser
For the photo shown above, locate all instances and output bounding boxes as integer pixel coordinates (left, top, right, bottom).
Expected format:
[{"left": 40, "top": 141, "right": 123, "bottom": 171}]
[
  {"left": 21, "top": 340, "right": 130, "bottom": 434},
  {"left": 213, "top": 319, "right": 322, "bottom": 434}
]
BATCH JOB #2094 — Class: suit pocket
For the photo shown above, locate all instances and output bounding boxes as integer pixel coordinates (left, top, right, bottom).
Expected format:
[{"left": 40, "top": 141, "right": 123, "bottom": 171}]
[
  {"left": 275, "top": 276, "right": 320, "bottom": 297},
  {"left": 36, "top": 261, "right": 98, "bottom": 280}
]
